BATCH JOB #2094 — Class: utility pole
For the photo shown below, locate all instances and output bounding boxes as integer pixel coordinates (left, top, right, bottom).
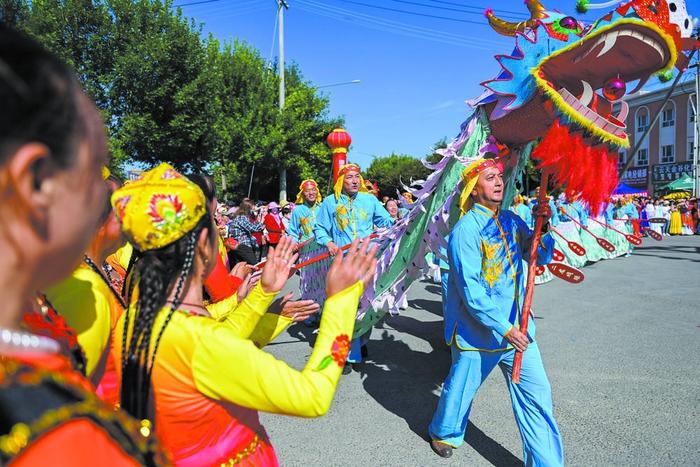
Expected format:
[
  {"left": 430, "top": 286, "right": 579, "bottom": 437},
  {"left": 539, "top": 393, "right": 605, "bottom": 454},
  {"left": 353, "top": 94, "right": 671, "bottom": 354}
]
[
  {"left": 277, "top": 0, "right": 289, "bottom": 203},
  {"left": 695, "top": 29, "right": 700, "bottom": 198}
]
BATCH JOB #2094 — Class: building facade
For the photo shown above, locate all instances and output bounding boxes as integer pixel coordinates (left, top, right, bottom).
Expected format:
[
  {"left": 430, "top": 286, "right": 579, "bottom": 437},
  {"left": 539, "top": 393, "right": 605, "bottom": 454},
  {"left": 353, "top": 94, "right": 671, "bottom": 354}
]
[{"left": 618, "top": 81, "right": 698, "bottom": 196}]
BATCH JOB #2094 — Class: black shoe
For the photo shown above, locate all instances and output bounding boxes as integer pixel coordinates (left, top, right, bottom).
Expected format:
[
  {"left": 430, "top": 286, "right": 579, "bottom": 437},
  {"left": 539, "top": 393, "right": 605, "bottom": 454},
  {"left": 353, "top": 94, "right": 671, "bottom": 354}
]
[
  {"left": 342, "top": 364, "right": 352, "bottom": 375},
  {"left": 361, "top": 344, "right": 368, "bottom": 359},
  {"left": 430, "top": 440, "right": 453, "bottom": 458},
  {"left": 351, "top": 362, "right": 363, "bottom": 372}
]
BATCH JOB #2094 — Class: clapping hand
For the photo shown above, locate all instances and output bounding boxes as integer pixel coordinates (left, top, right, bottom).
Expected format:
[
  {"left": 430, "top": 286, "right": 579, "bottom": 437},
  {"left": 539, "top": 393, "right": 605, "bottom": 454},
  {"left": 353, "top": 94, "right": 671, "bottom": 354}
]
[
  {"left": 325, "top": 238, "right": 378, "bottom": 297},
  {"left": 260, "top": 236, "right": 298, "bottom": 294},
  {"left": 230, "top": 262, "right": 253, "bottom": 280},
  {"left": 237, "top": 270, "right": 261, "bottom": 301},
  {"left": 268, "top": 292, "right": 320, "bottom": 322}
]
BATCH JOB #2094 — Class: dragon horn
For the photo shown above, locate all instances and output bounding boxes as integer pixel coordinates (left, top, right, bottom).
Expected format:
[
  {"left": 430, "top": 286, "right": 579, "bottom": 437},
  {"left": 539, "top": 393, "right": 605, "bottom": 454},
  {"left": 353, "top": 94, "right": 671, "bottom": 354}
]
[
  {"left": 485, "top": 0, "right": 547, "bottom": 37},
  {"left": 576, "top": 0, "right": 620, "bottom": 14}
]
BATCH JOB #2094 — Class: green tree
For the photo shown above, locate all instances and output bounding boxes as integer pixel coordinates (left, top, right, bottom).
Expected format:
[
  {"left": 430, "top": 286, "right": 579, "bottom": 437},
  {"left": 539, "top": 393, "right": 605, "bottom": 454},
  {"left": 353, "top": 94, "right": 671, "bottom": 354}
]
[
  {"left": 365, "top": 153, "right": 431, "bottom": 198},
  {"left": 8, "top": 0, "right": 343, "bottom": 198}
]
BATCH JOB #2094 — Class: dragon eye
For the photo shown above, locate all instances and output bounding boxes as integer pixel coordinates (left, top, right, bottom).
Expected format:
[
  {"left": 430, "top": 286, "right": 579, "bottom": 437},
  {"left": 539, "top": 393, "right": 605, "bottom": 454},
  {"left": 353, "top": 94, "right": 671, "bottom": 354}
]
[{"left": 559, "top": 16, "right": 578, "bottom": 30}]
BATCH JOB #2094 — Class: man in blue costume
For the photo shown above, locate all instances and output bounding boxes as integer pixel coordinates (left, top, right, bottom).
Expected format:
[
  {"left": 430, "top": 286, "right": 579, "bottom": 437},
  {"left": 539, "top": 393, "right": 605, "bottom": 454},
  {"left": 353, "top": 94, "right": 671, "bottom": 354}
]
[
  {"left": 314, "top": 163, "right": 394, "bottom": 373},
  {"left": 288, "top": 179, "right": 320, "bottom": 243},
  {"left": 428, "top": 157, "right": 564, "bottom": 466},
  {"left": 511, "top": 194, "right": 533, "bottom": 228}
]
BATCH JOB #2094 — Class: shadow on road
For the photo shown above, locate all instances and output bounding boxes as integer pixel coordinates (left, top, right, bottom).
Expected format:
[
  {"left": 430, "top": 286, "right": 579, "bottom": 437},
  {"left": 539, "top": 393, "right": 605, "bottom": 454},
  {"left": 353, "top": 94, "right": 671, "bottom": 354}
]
[
  {"left": 285, "top": 322, "right": 318, "bottom": 349},
  {"left": 355, "top": 313, "right": 523, "bottom": 466},
  {"left": 408, "top": 298, "right": 443, "bottom": 317}
]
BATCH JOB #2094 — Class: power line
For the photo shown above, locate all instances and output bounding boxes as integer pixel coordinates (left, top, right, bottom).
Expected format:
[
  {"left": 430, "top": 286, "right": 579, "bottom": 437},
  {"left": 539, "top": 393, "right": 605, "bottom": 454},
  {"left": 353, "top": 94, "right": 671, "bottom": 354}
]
[
  {"left": 424, "top": 0, "right": 525, "bottom": 17},
  {"left": 299, "top": 0, "right": 505, "bottom": 46},
  {"left": 173, "top": 0, "right": 262, "bottom": 13},
  {"left": 297, "top": 0, "right": 505, "bottom": 49},
  {"left": 387, "top": 0, "right": 526, "bottom": 21},
  {"left": 332, "top": 0, "right": 490, "bottom": 25},
  {"left": 267, "top": 7, "right": 279, "bottom": 66},
  {"left": 174, "top": 0, "right": 222, "bottom": 8}
]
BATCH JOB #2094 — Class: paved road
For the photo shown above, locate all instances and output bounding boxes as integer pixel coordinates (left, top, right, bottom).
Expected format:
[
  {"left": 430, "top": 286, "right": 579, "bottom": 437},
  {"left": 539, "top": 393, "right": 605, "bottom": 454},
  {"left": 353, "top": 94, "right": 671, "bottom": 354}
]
[{"left": 261, "top": 235, "right": 700, "bottom": 466}]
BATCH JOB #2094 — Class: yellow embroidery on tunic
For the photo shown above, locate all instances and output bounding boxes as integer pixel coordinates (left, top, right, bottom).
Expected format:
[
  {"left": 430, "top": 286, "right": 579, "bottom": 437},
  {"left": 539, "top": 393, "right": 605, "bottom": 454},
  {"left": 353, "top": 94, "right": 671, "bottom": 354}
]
[
  {"left": 358, "top": 209, "right": 369, "bottom": 222},
  {"left": 481, "top": 240, "right": 503, "bottom": 288},
  {"left": 336, "top": 205, "right": 350, "bottom": 231},
  {"left": 300, "top": 216, "right": 312, "bottom": 236}
]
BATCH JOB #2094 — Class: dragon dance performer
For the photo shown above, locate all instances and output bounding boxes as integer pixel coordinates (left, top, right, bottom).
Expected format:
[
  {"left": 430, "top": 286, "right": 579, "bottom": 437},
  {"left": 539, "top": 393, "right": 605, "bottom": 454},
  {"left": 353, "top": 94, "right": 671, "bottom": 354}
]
[
  {"left": 429, "top": 157, "right": 563, "bottom": 465},
  {"left": 613, "top": 199, "right": 636, "bottom": 257},
  {"left": 288, "top": 179, "right": 321, "bottom": 242},
  {"left": 0, "top": 26, "right": 166, "bottom": 465},
  {"left": 510, "top": 194, "right": 533, "bottom": 229},
  {"left": 574, "top": 201, "right": 608, "bottom": 263},
  {"left": 598, "top": 200, "right": 631, "bottom": 258},
  {"left": 111, "top": 164, "right": 377, "bottom": 466},
  {"left": 555, "top": 195, "right": 587, "bottom": 269},
  {"left": 314, "top": 163, "right": 394, "bottom": 373},
  {"left": 623, "top": 197, "right": 642, "bottom": 237}
]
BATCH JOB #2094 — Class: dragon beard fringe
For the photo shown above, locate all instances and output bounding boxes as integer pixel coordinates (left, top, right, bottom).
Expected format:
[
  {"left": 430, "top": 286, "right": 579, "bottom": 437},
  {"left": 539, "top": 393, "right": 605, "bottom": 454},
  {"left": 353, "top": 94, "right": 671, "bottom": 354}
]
[{"left": 532, "top": 120, "right": 619, "bottom": 215}]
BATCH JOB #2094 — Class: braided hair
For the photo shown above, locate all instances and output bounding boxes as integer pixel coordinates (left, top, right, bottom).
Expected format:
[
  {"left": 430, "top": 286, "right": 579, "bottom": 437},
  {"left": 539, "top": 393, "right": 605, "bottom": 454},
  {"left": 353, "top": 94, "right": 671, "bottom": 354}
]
[{"left": 120, "top": 209, "right": 215, "bottom": 422}]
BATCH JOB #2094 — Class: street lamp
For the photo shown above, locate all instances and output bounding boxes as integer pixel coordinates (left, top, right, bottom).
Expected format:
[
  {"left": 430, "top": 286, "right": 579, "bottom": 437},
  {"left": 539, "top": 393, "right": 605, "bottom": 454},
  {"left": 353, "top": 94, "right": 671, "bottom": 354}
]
[{"left": 317, "top": 79, "right": 361, "bottom": 89}]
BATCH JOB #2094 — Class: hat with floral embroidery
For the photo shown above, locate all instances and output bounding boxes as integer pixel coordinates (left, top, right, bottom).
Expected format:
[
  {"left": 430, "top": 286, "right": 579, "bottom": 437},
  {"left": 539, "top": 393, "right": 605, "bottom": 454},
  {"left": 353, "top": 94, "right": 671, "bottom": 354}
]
[{"left": 110, "top": 163, "right": 207, "bottom": 251}]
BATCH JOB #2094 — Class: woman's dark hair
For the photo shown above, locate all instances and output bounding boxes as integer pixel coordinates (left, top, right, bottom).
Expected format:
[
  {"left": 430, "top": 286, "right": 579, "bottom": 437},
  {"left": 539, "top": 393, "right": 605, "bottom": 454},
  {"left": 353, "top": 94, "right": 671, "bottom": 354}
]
[
  {"left": 0, "top": 25, "right": 88, "bottom": 167},
  {"left": 189, "top": 173, "right": 216, "bottom": 203},
  {"left": 238, "top": 199, "right": 255, "bottom": 217},
  {"left": 120, "top": 208, "right": 216, "bottom": 422}
]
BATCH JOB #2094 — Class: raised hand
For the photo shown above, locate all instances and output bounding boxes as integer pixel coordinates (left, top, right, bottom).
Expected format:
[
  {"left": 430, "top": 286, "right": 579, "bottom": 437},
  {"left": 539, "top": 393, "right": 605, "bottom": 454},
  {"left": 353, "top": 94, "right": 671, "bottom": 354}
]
[
  {"left": 325, "top": 238, "right": 378, "bottom": 297},
  {"left": 260, "top": 236, "right": 298, "bottom": 294}
]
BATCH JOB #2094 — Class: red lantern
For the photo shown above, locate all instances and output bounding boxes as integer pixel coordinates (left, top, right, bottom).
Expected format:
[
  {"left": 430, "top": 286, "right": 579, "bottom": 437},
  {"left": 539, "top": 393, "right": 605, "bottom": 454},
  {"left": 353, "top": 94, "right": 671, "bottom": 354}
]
[{"left": 327, "top": 128, "right": 352, "bottom": 183}]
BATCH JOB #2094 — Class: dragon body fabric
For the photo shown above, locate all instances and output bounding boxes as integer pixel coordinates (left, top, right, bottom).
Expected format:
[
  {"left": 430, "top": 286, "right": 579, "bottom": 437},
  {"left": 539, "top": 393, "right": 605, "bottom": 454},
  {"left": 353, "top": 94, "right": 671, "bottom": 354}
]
[{"left": 305, "top": 0, "right": 697, "bottom": 338}]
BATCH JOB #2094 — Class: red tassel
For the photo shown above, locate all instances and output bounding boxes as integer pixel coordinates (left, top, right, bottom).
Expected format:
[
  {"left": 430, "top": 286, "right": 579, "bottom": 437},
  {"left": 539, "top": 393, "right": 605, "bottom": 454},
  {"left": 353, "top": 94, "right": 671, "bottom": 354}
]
[{"left": 532, "top": 121, "right": 619, "bottom": 215}]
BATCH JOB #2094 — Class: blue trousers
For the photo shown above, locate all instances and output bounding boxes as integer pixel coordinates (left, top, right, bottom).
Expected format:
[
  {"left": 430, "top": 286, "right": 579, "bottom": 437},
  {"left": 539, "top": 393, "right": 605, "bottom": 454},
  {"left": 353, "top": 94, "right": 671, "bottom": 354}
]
[
  {"left": 429, "top": 343, "right": 564, "bottom": 467},
  {"left": 347, "top": 330, "right": 371, "bottom": 363}
]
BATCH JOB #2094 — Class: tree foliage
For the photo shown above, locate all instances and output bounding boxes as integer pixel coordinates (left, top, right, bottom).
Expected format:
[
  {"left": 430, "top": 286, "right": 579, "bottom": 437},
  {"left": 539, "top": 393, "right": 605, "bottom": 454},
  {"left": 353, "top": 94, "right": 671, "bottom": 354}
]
[
  {"left": 365, "top": 153, "right": 431, "bottom": 199},
  {"left": 7, "top": 0, "right": 342, "bottom": 200}
]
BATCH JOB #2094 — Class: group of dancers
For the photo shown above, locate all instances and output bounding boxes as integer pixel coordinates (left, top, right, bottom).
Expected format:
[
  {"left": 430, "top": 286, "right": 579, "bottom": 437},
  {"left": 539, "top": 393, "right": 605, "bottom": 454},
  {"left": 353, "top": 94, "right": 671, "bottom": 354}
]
[
  {"left": 0, "top": 27, "right": 379, "bottom": 466},
  {"left": 510, "top": 193, "right": 650, "bottom": 285},
  {"left": 1, "top": 24, "right": 671, "bottom": 466}
]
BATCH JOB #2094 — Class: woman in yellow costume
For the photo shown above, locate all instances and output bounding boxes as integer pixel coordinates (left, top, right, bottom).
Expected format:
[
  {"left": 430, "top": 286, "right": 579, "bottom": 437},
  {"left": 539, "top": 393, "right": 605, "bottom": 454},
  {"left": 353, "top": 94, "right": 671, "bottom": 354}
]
[
  {"left": 669, "top": 201, "right": 682, "bottom": 235},
  {"left": 111, "top": 163, "right": 377, "bottom": 466}
]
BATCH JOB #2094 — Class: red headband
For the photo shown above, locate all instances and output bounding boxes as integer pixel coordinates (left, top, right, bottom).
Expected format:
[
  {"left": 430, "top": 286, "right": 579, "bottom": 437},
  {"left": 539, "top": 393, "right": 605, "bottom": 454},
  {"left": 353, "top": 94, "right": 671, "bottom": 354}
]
[
  {"left": 465, "top": 158, "right": 505, "bottom": 179},
  {"left": 340, "top": 164, "right": 361, "bottom": 175},
  {"left": 301, "top": 180, "right": 317, "bottom": 190}
]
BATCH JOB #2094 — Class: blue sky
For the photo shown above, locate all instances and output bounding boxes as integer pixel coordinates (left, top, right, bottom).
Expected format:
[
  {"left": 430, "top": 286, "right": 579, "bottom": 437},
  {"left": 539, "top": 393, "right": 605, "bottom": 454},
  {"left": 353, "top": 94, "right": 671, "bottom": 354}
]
[{"left": 173, "top": 0, "right": 698, "bottom": 169}]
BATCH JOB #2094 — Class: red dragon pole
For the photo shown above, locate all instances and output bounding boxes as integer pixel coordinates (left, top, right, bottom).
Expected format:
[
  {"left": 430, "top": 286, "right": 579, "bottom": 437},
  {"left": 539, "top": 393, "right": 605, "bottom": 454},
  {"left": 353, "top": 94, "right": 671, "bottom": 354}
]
[{"left": 512, "top": 171, "right": 550, "bottom": 384}]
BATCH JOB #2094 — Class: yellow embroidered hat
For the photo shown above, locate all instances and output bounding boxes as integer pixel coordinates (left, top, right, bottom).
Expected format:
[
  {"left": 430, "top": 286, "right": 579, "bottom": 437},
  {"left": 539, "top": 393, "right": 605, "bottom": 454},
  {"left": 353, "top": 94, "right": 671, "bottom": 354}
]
[
  {"left": 333, "top": 163, "right": 368, "bottom": 200},
  {"left": 295, "top": 179, "right": 321, "bottom": 205},
  {"left": 110, "top": 163, "right": 207, "bottom": 251}
]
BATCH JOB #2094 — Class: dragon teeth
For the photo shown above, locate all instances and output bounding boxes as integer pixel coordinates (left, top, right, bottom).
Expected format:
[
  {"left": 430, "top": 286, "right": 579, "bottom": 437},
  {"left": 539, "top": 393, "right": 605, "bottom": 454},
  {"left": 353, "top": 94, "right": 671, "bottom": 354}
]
[
  {"left": 575, "top": 28, "right": 666, "bottom": 63},
  {"left": 615, "top": 100, "right": 629, "bottom": 122},
  {"left": 596, "top": 31, "right": 618, "bottom": 58},
  {"left": 580, "top": 80, "right": 594, "bottom": 107}
]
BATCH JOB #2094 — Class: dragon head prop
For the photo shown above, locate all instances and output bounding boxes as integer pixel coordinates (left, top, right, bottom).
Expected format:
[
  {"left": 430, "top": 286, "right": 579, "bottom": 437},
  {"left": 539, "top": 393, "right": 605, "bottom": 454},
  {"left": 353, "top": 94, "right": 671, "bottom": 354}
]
[
  {"left": 469, "top": 0, "right": 697, "bottom": 210},
  {"left": 474, "top": 0, "right": 695, "bottom": 149}
]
